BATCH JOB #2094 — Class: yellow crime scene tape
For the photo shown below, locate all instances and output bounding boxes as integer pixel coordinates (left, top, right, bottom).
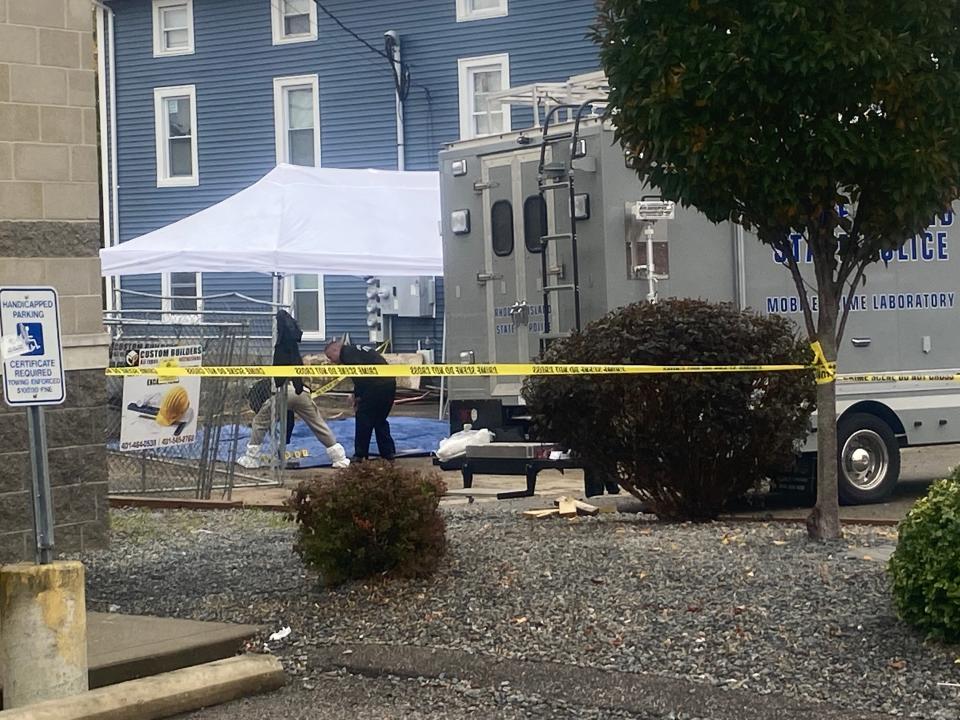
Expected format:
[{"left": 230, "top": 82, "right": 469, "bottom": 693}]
[
  {"left": 103, "top": 342, "right": 956, "bottom": 383},
  {"left": 107, "top": 362, "right": 813, "bottom": 378}
]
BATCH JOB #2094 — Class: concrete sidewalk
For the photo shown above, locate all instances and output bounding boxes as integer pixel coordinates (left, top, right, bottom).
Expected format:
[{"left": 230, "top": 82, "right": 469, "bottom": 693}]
[
  {"left": 1, "top": 613, "right": 260, "bottom": 707},
  {"left": 87, "top": 613, "right": 262, "bottom": 688}
]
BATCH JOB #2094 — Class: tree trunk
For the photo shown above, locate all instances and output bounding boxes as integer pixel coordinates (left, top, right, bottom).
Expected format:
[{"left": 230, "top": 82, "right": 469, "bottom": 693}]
[{"left": 807, "top": 302, "right": 842, "bottom": 540}]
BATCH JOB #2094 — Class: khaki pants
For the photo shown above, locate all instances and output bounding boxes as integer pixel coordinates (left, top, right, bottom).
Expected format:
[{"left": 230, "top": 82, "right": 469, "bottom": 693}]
[{"left": 250, "top": 385, "right": 336, "bottom": 448}]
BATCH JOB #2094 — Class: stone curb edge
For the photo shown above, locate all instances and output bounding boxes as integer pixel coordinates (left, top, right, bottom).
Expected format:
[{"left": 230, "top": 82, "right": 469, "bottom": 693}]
[{"left": 310, "top": 643, "right": 893, "bottom": 720}]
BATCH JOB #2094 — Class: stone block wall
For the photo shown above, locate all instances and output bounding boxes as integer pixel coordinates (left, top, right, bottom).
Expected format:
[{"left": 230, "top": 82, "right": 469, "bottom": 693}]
[
  {"left": 0, "top": 370, "right": 109, "bottom": 562},
  {"left": 0, "top": 0, "right": 110, "bottom": 562}
]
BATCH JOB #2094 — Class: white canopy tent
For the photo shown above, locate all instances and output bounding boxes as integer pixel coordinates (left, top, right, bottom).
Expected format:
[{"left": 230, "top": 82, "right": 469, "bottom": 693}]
[
  {"left": 99, "top": 165, "right": 448, "bottom": 472},
  {"left": 99, "top": 164, "right": 443, "bottom": 277}
]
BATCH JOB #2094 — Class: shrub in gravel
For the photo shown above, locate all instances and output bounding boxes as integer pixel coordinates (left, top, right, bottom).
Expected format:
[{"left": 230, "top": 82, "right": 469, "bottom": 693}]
[
  {"left": 523, "top": 299, "right": 814, "bottom": 521},
  {"left": 290, "top": 461, "right": 447, "bottom": 586},
  {"left": 890, "top": 467, "right": 960, "bottom": 642}
]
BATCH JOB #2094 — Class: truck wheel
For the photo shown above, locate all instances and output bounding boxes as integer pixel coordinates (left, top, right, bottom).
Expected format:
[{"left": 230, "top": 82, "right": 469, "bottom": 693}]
[{"left": 837, "top": 413, "right": 900, "bottom": 505}]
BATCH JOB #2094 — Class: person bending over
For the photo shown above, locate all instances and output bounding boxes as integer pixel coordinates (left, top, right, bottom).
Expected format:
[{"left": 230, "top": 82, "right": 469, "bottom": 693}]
[
  {"left": 237, "top": 311, "right": 349, "bottom": 469},
  {"left": 324, "top": 338, "right": 396, "bottom": 461}
]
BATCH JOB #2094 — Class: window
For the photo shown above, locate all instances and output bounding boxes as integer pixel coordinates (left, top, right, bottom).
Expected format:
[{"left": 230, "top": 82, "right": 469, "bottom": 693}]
[
  {"left": 161, "top": 272, "right": 202, "bottom": 317},
  {"left": 456, "top": 0, "right": 508, "bottom": 22},
  {"left": 491, "top": 200, "right": 514, "bottom": 257},
  {"left": 154, "top": 85, "right": 199, "bottom": 187},
  {"left": 289, "top": 274, "right": 325, "bottom": 339},
  {"left": 523, "top": 195, "right": 546, "bottom": 253},
  {"left": 273, "top": 75, "right": 321, "bottom": 167},
  {"left": 271, "top": 0, "right": 318, "bottom": 45},
  {"left": 153, "top": 0, "right": 194, "bottom": 57},
  {"left": 458, "top": 54, "right": 510, "bottom": 140}
]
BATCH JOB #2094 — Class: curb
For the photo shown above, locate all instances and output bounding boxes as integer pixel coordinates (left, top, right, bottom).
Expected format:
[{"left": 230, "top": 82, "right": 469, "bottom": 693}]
[
  {"left": 311, "top": 643, "right": 891, "bottom": 720},
  {"left": 720, "top": 514, "right": 901, "bottom": 528},
  {"left": 108, "top": 495, "right": 292, "bottom": 514},
  {"left": 0, "top": 654, "right": 285, "bottom": 720}
]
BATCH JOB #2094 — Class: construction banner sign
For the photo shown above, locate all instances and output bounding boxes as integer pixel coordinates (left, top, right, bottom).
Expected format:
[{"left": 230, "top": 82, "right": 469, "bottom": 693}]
[{"left": 119, "top": 345, "right": 202, "bottom": 452}]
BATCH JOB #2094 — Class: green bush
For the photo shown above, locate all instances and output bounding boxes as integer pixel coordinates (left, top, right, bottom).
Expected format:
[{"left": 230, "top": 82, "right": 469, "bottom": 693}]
[
  {"left": 522, "top": 299, "right": 814, "bottom": 521},
  {"left": 290, "top": 462, "right": 447, "bottom": 586},
  {"left": 889, "top": 468, "right": 960, "bottom": 642}
]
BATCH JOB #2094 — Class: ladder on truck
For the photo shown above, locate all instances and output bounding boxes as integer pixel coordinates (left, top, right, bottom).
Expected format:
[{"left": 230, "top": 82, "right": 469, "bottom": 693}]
[{"left": 536, "top": 100, "right": 605, "bottom": 351}]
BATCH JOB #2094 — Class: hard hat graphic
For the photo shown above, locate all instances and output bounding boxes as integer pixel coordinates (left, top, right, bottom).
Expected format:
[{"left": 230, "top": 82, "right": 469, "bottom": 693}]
[{"left": 156, "top": 386, "right": 190, "bottom": 426}]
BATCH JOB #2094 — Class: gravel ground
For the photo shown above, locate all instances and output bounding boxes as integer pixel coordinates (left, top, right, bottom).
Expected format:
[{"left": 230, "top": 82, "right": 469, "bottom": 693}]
[
  {"left": 80, "top": 507, "right": 960, "bottom": 719},
  {"left": 176, "top": 670, "right": 660, "bottom": 720}
]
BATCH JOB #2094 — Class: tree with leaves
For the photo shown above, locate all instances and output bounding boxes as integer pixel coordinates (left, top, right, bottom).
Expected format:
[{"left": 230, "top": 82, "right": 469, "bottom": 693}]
[{"left": 594, "top": 0, "right": 960, "bottom": 539}]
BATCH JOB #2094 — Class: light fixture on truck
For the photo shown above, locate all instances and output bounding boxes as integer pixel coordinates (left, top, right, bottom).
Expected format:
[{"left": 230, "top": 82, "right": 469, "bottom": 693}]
[
  {"left": 573, "top": 194, "right": 591, "bottom": 220},
  {"left": 632, "top": 200, "right": 676, "bottom": 221},
  {"left": 451, "top": 210, "right": 471, "bottom": 235},
  {"left": 451, "top": 159, "right": 468, "bottom": 177}
]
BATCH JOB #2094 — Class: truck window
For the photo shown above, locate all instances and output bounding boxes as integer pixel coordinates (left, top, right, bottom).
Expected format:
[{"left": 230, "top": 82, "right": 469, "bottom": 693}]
[
  {"left": 491, "top": 199, "right": 514, "bottom": 257},
  {"left": 523, "top": 195, "right": 546, "bottom": 254}
]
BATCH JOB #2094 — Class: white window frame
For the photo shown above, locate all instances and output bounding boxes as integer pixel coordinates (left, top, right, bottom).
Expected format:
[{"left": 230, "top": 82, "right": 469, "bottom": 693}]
[
  {"left": 284, "top": 274, "right": 326, "bottom": 341},
  {"left": 161, "top": 272, "right": 203, "bottom": 322},
  {"left": 271, "top": 0, "right": 318, "bottom": 45},
  {"left": 154, "top": 84, "right": 199, "bottom": 187},
  {"left": 456, "top": 0, "right": 508, "bottom": 22},
  {"left": 273, "top": 74, "right": 321, "bottom": 167},
  {"left": 152, "top": 0, "right": 195, "bottom": 57},
  {"left": 457, "top": 53, "right": 511, "bottom": 140}
]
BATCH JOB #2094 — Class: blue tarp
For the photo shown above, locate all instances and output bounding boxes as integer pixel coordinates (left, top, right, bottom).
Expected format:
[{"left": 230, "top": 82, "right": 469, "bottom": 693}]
[
  {"left": 230, "top": 416, "right": 448, "bottom": 468},
  {"left": 109, "top": 416, "right": 449, "bottom": 469}
]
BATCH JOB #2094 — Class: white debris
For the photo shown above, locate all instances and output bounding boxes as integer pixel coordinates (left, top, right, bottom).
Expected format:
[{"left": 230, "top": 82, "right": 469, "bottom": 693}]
[{"left": 268, "top": 626, "right": 292, "bottom": 642}]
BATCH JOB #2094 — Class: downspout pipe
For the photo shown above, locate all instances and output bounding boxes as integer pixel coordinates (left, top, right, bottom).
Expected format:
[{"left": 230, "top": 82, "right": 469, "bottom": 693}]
[
  {"left": 92, "top": 1, "right": 119, "bottom": 311},
  {"left": 95, "top": 4, "right": 111, "bottom": 311},
  {"left": 385, "top": 30, "right": 405, "bottom": 171}
]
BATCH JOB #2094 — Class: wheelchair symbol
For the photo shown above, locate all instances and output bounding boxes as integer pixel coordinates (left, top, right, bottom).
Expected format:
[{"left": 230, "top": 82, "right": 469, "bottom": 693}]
[{"left": 16, "top": 323, "right": 43, "bottom": 356}]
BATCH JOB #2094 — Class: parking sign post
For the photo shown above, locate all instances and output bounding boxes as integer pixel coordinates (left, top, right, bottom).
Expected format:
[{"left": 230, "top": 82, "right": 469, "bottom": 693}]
[
  {"left": 26, "top": 406, "right": 55, "bottom": 564},
  {"left": 1, "top": 287, "right": 66, "bottom": 565}
]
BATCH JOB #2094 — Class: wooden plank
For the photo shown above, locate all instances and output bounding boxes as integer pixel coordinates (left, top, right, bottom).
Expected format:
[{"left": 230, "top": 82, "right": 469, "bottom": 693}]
[
  {"left": 109, "top": 496, "right": 243, "bottom": 511},
  {"left": 573, "top": 500, "right": 600, "bottom": 516},
  {"left": 522, "top": 508, "right": 560, "bottom": 519},
  {"left": 557, "top": 497, "right": 579, "bottom": 518},
  {"left": 551, "top": 497, "right": 600, "bottom": 517}
]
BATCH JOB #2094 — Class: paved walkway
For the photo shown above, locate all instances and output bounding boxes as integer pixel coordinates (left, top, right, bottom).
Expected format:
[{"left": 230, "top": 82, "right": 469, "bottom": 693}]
[
  {"left": 1, "top": 612, "right": 260, "bottom": 706},
  {"left": 87, "top": 612, "right": 261, "bottom": 688}
]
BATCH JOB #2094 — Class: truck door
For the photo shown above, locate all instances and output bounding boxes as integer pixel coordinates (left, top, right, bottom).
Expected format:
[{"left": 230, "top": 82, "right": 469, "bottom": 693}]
[
  {"left": 480, "top": 149, "right": 561, "bottom": 398},
  {"left": 480, "top": 154, "right": 526, "bottom": 399}
]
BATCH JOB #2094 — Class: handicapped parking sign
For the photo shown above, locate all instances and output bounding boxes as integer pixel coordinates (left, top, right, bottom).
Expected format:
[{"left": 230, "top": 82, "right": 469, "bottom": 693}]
[{"left": 0, "top": 287, "right": 65, "bottom": 406}]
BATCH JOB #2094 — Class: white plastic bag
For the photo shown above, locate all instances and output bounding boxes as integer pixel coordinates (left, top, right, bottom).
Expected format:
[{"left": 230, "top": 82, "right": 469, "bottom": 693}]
[{"left": 436, "top": 427, "right": 494, "bottom": 462}]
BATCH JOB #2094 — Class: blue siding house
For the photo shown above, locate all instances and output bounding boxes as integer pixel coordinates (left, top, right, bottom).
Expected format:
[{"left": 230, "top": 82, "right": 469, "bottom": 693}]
[{"left": 97, "top": 0, "right": 601, "bottom": 352}]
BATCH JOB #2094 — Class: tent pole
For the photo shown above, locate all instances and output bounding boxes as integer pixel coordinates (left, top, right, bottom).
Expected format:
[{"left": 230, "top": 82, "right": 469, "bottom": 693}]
[
  {"left": 438, "top": 308, "right": 447, "bottom": 422},
  {"left": 271, "top": 273, "right": 285, "bottom": 486}
]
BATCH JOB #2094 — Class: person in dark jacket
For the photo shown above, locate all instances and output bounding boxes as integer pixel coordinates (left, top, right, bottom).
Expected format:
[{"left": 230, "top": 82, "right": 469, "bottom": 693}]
[
  {"left": 324, "top": 338, "right": 396, "bottom": 461},
  {"left": 238, "top": 311, "right": 349, "bottom": 469}
]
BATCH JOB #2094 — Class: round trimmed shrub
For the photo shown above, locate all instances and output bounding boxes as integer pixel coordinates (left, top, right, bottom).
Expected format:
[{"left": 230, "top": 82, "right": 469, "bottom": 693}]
[
  {"left": 290, "top": 461, "right": 447, "bottom": 586},
  {"left": 889, "top": 469, "right": 960, "bottom": 642},
  {"left": 522, "top": 299, "right": 814, "bottom": 521}
]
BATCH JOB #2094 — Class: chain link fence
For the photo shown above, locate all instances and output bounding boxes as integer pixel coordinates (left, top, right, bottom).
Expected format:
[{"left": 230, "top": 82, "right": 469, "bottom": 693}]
[{"left": 104, "top": 290, "right": 286, "bottom": 499}]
